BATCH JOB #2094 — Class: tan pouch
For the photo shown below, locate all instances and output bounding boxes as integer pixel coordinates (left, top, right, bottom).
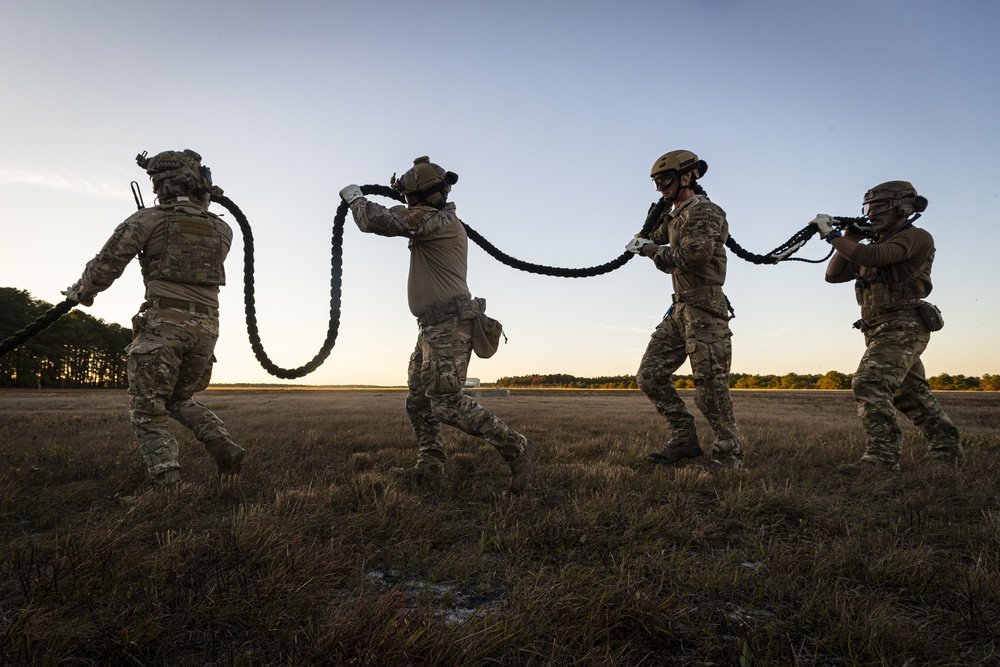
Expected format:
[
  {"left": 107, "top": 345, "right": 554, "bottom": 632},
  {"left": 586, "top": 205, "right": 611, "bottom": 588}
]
[{"left": 472, "top": 313, "right": 505, "bottom": 359}]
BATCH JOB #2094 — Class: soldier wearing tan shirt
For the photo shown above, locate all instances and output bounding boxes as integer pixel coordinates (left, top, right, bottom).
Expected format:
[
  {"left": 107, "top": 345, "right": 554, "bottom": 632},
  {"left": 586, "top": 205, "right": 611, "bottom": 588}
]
[{"left": 340, "top": 157, "right": 536, "bottom": 494}]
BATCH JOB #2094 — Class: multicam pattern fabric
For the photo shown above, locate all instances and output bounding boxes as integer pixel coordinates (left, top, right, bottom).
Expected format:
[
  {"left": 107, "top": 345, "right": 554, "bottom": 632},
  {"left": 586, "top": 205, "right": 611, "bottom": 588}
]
[
  {"left": 406, "top": 317, "right": 526, "bottom": 467},
  {"left": 853, "top": 314, "right": 961, "bottom": 467},
  {"left": 80, "top": 198, "right": 232, "bottom": 308},
  {"left": 647, "top": 195, "right": 729, "bottom": 294},
  {"left": 76, "top": 195, "right": 238, "bottom": 486},
  {"left": 637, "top": 302, "right": 741, "bottom": 464},
  {"left": 638, "top": 194, "right": 742, "bottom": 466},
  {"left": 127, "top": 306, "right": 234, "bottom": 483}
]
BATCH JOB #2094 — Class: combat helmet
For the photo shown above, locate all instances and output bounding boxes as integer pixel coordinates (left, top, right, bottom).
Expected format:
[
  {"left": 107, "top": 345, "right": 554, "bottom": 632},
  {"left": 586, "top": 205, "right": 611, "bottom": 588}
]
[
  {"left": 650, "top": 150, "right": 708, "bottom": 180},
  {"left": 136, "top": 149, "right": 214, "bottom": 196},
  {"left": 391, "top": 156, "right": 459, "bottom": 199},
  {"left": 862, "top": 180, "right": 928, "bottom": 219}
]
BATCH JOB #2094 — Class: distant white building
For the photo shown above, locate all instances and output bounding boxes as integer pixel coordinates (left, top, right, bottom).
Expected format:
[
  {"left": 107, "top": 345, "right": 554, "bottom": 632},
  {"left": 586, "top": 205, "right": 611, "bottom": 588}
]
[{"left": 465, "top": 377, "right": 481, "bottom": 387}]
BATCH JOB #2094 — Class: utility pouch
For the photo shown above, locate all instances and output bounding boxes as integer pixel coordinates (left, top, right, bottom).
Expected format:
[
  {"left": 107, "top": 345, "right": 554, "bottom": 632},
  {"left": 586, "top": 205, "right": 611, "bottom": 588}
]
[
  {"left": 456, "top": 296, "right": 477, "bottom": 320},
  {"left": 918, "top": 302, "right": 944, "bottom": 332},
  {"left": 472, "top": 312, "right": 505, "bottom": 359}
]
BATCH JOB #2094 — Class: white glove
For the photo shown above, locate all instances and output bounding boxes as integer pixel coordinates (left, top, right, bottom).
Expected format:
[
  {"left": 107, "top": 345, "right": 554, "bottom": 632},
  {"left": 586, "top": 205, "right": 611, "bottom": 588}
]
[
  {"left": 61, "top": 280, "right": 94, "bottom": 306},
  {"left": 625, "top": 236, "right": 653, "bottom": 255},
  {"left": 339, "top": 184, "right": 364, "bottom": 205},
  {"left": 809, "top": 214, "right": 840, "bottom": 240}
]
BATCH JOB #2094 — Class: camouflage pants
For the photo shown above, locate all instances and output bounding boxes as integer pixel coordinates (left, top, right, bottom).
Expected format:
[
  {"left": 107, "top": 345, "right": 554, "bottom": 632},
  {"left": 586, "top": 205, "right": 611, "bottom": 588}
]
[
  {"left": 853, "top": 316, "right": 961, "bottom": 466},
  {"left": 636, "top": 303, "right": 741, "bottom": 461},
  {"left": 127, "top": 306, "right": 232, "bottom": 481},
  {"left": 406, "top": 317, "right": 525, "bottom": 467}
]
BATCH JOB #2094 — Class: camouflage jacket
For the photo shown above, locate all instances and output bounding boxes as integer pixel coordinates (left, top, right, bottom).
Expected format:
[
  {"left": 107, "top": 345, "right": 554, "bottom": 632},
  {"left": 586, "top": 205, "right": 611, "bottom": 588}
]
[
  {"left": 79, "top": 197, "right": 232, "bottom": 309},
  {"left": 349, "top": 199, "right": 471, "bottom": 317},
  {"left": 647, "top": 194, "right": 729, "bottom": 295}
]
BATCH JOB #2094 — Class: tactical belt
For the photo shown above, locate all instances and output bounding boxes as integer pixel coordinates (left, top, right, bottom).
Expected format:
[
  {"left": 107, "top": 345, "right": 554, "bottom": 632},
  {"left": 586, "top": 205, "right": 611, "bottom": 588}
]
[
  {"left": 146, "top": 297, "right": 219, "bottom": 317},
  {"left": 854, "top": 300, "right": 922, "bottom": 332},
  {"left": 417, "top": 295, "right": 483, "bottom": 327},
  {"left": 671, "top": 285, "right": 724, "bottom": 303}
]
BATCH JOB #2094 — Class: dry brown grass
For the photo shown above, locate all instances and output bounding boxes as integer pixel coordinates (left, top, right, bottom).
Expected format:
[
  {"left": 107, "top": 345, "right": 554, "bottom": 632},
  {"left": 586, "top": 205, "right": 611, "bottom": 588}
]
[{"left": 1, "top": 388, "right": 998, "bottom": 665}]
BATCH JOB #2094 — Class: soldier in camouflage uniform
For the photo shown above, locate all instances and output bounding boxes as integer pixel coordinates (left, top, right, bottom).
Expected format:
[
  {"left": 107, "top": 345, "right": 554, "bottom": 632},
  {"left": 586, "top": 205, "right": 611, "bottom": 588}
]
[
  {"left": 63, "top": 150, "right": 245, "bottom": 487},
  {"left": 339, "top": 157, "right": 536, "bottom": 493},
  {"left": 626, "top": 150, "right": 743, "bottom": 469},
  {"left": 813, "top": 181, "right": 962, "bottom": 472}
]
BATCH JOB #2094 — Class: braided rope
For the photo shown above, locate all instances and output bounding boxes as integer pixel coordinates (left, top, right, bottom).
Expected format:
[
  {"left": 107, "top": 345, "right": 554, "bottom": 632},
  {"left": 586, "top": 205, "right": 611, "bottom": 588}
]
[
  {"left": 0, "top": 299, "right": 76, "bottom": 359},
  {"left": 0, "top": 186, "right": 857, "bottom": 372}
]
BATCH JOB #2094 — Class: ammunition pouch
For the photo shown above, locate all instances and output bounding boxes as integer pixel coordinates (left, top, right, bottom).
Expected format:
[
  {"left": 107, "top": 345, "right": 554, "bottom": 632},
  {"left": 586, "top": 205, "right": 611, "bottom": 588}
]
[{"left": 918, "top": 301, "right": 944, "bottom": 332}]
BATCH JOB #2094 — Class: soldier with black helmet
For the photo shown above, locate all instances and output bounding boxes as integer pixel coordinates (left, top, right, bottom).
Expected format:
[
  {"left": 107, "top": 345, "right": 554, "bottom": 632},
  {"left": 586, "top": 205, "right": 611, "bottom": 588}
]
[
  {"left": 813, "top": 181, "right": 962, "bottom": 472},
  {"left": 63, "top": 150, "right": 245, "bottom": 488},
  {"left": 339, "top": 157, "right": 536, "bottom": 494},
  {"left": 626, "top": 150, "right": 743, "bottom": 469}
]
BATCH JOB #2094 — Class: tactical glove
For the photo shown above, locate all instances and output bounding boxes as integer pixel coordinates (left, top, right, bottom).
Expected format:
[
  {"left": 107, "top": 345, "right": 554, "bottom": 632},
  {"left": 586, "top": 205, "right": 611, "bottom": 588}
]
[
  {"left": 809, "top": 214, "right": 841, "bottom": 241},
  {"left": 61, "top": 280, "right": 95, "bottom": 306},
  {"left": 843, "top": 219, "right": 869, "bottom": 237},
  {"left": 625, "top": 236, "right": 653, "bottom": 255},
  {"left": 339, "top": 184, "right": 365, "bottom": 205}
]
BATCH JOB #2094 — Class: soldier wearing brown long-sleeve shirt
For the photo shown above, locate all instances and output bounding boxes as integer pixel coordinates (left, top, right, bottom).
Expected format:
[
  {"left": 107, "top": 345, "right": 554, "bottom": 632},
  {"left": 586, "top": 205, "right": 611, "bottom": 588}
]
[{"left": 812, "top": 181, "right": 962, "bottom": 472}]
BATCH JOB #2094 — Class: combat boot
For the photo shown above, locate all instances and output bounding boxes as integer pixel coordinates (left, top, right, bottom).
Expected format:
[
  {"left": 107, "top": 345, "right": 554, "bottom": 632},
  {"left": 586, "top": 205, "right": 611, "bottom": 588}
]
[
  {"left": 708, "top": 438, "right": 744, "bottom": 469},
  {"left": 205, "top": 439, "right": 245, "bottom": 476},
  {"left": 838, "top": 455, "right": 900, "bottom": 475},
  {"left": 507, "top": 439, "right": 537, "bottom": 495},
  {"left": 929, "top": 443, "right": 965, "bottom": 466},
  {"left": 648, "top": 435, "right": 703, "bottom": 466},
  {"left": 389, "top": 460, "right": 445, "bottom": 484},
  {"left": 151, "top": 469, "right": 181, "bottom": 487}
]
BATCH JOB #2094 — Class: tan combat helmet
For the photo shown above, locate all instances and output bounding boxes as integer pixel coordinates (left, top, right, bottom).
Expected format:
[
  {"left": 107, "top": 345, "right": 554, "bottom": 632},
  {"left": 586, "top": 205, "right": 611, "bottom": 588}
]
[
  {"left": 136, "top": 149, "right": 214, "bottom": 196},
  {"left": 862, "top": 180, "right": 928, "bottom": 218},
  {"left": 650, "top": 150, "right": 708, "bottom": 179},
  {"left": 391, "top": 156, "right": 459, "bottom": 197}
]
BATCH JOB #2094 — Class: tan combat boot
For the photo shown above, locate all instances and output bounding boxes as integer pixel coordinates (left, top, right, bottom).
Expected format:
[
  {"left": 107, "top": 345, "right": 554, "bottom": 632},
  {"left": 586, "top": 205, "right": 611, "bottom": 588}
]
[
  {"left": 206, "top": 439, "right": 246, "bottom": 476},
  {"left": 508, "top": 439, "right": 537, "bottom": 494}
]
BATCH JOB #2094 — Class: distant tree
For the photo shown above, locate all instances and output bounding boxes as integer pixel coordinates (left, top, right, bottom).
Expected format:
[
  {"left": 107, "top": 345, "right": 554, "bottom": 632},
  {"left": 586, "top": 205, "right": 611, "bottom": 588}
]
[
  {"left": 817, "top": 370, "right": 851, "bottom": 390},
  {"left": 0, "top": 287, "right": 131, "bottom": 388},
  {"left": 980, "top": 374, "right": 1000, "bottom": 391}
]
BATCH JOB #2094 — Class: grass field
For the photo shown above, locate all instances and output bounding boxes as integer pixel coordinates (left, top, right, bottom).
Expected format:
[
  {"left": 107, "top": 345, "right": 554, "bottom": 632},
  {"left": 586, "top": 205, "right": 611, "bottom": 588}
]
[{"left": 1, "top": 388, "right": 998, "bottom": 666}]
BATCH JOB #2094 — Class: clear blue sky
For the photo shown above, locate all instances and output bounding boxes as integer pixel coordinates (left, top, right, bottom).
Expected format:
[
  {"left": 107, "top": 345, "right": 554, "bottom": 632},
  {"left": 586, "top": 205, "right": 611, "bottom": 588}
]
[{"left": 2, "top": 0, "right": 998, "bottom": 385}]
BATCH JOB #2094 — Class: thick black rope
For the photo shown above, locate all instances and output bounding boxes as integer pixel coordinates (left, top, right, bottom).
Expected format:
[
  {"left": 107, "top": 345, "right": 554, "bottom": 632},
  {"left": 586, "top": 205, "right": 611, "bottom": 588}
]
[
  {"left": 0, "top": 186, "right": 862, "bottom": 370},
  {"left": 0, "top": 299, "right": 77, "bottom": 359}
]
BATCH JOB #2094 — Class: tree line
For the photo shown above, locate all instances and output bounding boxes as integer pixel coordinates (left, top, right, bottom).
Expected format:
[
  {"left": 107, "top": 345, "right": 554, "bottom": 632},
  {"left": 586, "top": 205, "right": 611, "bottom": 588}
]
[
  {"left": 0, "top": 287, "right": 132, "bottom": 388},
  {"left": 495, "top": 371, "right": 1000, "bottom": 391}
]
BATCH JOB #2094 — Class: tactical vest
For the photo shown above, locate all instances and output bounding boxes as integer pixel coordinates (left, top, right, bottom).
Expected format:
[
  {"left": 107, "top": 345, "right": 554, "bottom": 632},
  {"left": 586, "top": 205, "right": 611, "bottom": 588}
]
[
  {"left": 854, "top": 250, "right": 933, "bottom": 312},
  {"left": 141, "top": 204, "right": 226, "bottom": 286}
]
